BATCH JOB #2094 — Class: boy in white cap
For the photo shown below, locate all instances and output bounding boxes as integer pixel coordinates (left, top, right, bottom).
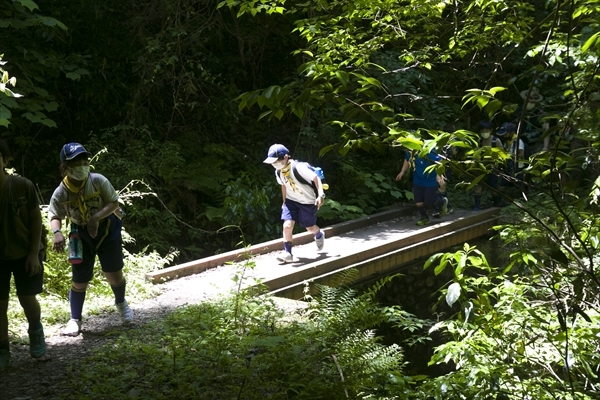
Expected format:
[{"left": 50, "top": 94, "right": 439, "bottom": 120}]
[{"left": 263, "top": 144, "right": 326, "bottom": 263}]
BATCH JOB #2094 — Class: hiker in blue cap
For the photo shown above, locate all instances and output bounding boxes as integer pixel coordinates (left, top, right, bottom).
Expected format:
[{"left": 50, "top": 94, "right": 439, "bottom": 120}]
[
  {"left": 263, "top": 144, "right": 326, "bottom": 263},
  {"left": 48, "top": 143, "right": 132, "bottom": 336}
]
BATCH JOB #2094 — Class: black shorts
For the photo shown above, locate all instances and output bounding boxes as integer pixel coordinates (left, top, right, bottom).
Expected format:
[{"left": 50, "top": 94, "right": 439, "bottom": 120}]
[
  {"left": 413, "top": 184, "right": 437, "bottom": 207},
  {"left": 0, "top": 251, "right": 44, "bottom": 299},
  {"left": 72, "top": 214, "right": 124, "bottom": 283}
]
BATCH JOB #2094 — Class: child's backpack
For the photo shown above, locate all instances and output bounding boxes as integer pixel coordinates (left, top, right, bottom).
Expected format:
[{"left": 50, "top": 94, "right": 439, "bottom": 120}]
[
  {"left": 277, "top": 161, "right": 329, "bottom": 197},
  {"left": 10, "top": 175, "right": 47, "bottom": 260}
]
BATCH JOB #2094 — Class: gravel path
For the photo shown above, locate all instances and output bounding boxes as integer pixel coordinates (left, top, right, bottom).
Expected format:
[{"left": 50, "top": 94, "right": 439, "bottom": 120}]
[{"left": 0, "top": 261, "right": 292, "bottom": 400}]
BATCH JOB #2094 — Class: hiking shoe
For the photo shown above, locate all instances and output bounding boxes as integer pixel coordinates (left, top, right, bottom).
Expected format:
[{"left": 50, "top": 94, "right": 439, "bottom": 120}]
[
  {"left": 315, "top": 231, "right": 325, "bottom": 251},
  {"left": 0, "top": 348, "right": 10, "bottom": 371},
  {"left": 276, "top": 252, "right": 294, "bottom": 264},
  {"left": 62, "top": 318, "right": 82, "bottom": 337},
  {"left": 416, "top": 217, "right": 430, "bottom": 226},
  {"left": 116, "top": 300, "right": 133, "bottom": 324},
  {"left": 440, "top": 198, "right": 449, "bottom": 217},
  {"left": 28, "top": 326, "right": 47, "bottom": 358}
]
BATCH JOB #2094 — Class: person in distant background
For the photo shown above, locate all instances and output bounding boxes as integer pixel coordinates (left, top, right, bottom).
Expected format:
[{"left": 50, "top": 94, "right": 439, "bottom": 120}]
[
  {"left": 0, "top": 139, "right": 46, "bottom": 370},
  {"left": 497, "top": 122, "right": 527, "bottom": 190},
  {"left": 396, "top": 148, "right": 448, "bottom": 226},
  {"left": 263, "top": 144, "right": 325, "bottom": 264},
  {"left": 513, "top": 87, "right": 550, "bottom": 153},
  {"left": 49, "top": 143, "right": 132, "bottom": 337},
  {"left": 472, "top": 120, "right": 504, "bottom": 211}
]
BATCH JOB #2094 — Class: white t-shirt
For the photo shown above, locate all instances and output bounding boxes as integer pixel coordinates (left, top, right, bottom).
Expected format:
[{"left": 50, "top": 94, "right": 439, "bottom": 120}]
[
  {"left": 48, "top": 173, "right": 119, "bottom": 225},
  {"left": 275, "top": 161, "right": 318, "bottom": 204}
]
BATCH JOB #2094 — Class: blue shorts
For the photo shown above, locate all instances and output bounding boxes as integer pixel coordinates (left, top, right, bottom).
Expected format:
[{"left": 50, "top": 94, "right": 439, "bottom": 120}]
[
  {"left": 413, "top": 184, "right": 437, "bottom": 207},
  {"left": 0, "top": 251, "right": 44, "bottom": 299},
  {"left": 72, "top": 214, "right": 124, "bottom": 283},
  {"left": 281, "top": 199, "right": 318, "bottom": 228}
]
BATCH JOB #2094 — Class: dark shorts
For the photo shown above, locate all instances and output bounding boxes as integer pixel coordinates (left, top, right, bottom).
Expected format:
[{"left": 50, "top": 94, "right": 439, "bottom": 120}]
[
  {"left": 281, "top": 199, "right": 318, "bottom": 228},
  {"left": 0, "top": 251, "right": 44, "bottom": 299},
  {"left": 72, "top": 214, "right": 124, "bottom": 283},
  {"left": 413, "top": 184, "right": 438, "bottom": 207}
]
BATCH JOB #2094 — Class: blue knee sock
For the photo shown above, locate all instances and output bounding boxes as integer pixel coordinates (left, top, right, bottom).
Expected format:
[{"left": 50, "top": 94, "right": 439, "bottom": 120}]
[
  {"left": 283, "top": 241, "right": 292, "bottom": 254},
  {"left": 69, "top": 287, "right": 86, "bottom": 320},
  {"left": 111, "top": 280, "right": 127, "bottom": 304}
]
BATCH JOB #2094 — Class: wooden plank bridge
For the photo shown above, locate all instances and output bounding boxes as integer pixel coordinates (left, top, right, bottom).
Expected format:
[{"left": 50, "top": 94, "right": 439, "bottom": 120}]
[{"left": 146, "top": 207, "right": 500, "bottom": 300}]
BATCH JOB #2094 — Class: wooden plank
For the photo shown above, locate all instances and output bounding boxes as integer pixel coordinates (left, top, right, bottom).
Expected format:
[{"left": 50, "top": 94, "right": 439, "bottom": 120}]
[
  {"left": 145, "top": 207, "right": 416, "bottom": 283},
  {"left": 269, "top": 215, "right": 499, "bottom": 299}
]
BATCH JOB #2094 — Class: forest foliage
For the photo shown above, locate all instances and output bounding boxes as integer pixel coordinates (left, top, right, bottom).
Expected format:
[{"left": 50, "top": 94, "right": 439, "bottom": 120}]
[{"left": 3, "top": 0, "right": 600, "bottom": 398}]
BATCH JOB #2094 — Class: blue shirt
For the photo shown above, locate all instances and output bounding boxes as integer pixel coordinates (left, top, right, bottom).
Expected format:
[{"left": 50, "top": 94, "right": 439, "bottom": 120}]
[{"left": 405, "top": 150, "right": 439, "bottom": 188}]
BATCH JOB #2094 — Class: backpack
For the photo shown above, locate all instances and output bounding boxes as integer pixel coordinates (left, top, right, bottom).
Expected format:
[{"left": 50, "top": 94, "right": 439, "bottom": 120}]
[
  {"left": 277, "top": 161, "right": 328, "bottom": 197},
  {"left": 9, "top": 176, "right": 47, "bottom": 260}
]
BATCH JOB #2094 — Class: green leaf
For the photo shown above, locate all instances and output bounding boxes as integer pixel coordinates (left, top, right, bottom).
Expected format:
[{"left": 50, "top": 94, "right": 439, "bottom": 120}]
[
  {"left": 44, "top": 101, "right": 59, "bottom": 112},
  {"left": 263, "top": 85, "right": 280, "bottom": 100},
  {"left": 0, "top": 105, "right": 12, "bottom": 120},
  {"left": 424, "top": 253, "right": 443, "bottom": 270},
  {"left": 39, "top": 16, "right": 68, "bottom": 30},
  {"left": 335, "top": 70, "right": 349, "bottom": 86},
  {"left": 66, "top": 72, "right": 81, "bottom": 81},
  {"left": 582, "top": 32, "right": 600, "bottom": 53},
  {"left": 446, "top": 282, "right": 461, "bottom": 307},
  {"left": 434, "top": 258, "right": 448, "bottom": 276},
  {"left": 41, "top": 118, "right": 57, "bottom": 128},
  {"left": 16, "top": 0, "right": 39, "bottom": 12}
]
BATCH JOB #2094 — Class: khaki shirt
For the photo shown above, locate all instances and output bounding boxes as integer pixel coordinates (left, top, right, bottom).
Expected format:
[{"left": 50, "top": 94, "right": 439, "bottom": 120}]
[{"left": 48, "top": 173, "right": 119, "bottom": 225}]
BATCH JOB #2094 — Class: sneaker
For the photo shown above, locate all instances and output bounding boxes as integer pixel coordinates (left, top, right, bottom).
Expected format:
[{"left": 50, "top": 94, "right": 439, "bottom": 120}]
[
  {"left": 472, "top": 207, "right": 481, "bottom": 212},
  {"left": 315, "top": 231, "right": 325, "bottom": 251},
  {"left": 432, "top": 211, "right": 441, "bottom": 219},
  {"left": 276, "top": 252, "right": 294, "bottom": 263},
  {"left": 61, "top": 318, "right": 82, "bottom": 337},
  {"left": 0, "top": 348, "right": 10, "bottom": 371},
  {"left": 447, "top": 206, "right": 454, "bottom": 214},
  {"left": 416, "top": 216, "right": 430, "bottom": 226},
  {"left": 116, "top": 300, "right": 133, "bottom": 324},
  {"left": 440, "top": 198, "right": 449, "bottom": 217},
  {"left": 28, "top": 326, "right": 47, "bottom": 358}
]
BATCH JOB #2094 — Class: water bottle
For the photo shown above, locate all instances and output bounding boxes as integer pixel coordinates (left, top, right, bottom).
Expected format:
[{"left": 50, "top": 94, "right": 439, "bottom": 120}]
[
  {"left": 68, "top": 228, "right": 83, "bottom": 264},
  {"left": 314, "top": 167, "right": 329, "bottom": 190}
]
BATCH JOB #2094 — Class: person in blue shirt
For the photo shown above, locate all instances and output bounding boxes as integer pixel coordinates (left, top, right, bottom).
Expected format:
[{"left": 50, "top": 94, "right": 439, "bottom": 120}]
[{"left": 396, "top": 149, "right": 448, "bottom": 226}]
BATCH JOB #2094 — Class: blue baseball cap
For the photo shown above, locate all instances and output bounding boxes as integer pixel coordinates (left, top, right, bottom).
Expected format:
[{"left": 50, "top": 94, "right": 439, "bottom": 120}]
[
  {"left": 479, "top": 120, "right": 492, "bottom": 130},
  {"left": 263, "top": 144, "right": 289, "bottom": 164},
  {"left": 60, "top": 142, "right": 91, "bottom": 163},
  {"left": 496, "top": 123, "right": 516, "bottom": 136}
]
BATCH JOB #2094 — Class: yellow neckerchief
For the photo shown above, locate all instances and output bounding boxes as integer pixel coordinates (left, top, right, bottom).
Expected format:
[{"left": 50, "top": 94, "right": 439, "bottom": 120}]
[
  {"left": 61, "top": 175, "right": 100, "bottom": 224},
  {"left": 280, "top": 161, "right": 304, "bottom": 194},
  {"left": 506, "top": 136, "right": 517, "bottom": 161}
]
